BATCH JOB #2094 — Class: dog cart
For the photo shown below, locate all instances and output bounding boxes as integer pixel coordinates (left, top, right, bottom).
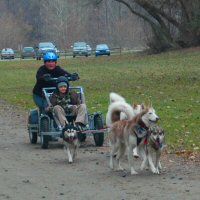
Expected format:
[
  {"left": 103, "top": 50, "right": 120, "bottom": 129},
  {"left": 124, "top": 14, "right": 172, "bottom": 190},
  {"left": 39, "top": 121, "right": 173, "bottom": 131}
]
[{"left": 28, "top": 76, "right": 106, "bottom": 149}]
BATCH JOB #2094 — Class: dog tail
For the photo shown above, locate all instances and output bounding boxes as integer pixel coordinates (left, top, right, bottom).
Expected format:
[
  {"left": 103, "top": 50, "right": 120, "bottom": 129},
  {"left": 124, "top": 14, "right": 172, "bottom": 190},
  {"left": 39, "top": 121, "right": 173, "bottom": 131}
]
[
  {"left": 106, "top": 101, "right": 134, "bottom": 127},
  {"left": 109, "top": 92, "right": 126, "bottom": 104}
]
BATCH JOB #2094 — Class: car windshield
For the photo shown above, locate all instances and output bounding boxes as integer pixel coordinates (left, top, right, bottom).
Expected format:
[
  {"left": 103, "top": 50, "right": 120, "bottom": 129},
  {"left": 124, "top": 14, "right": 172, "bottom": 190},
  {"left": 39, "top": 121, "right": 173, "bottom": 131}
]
[
  {"left": 74, "top": 42, "right": 87, "bottom": 47},
  {"left": 1, "top": 48, "right": 14, "bottom": 53},
  {"left": 23, "top": 47, "right": 34, "bottom": 52},
  {"left": 39, "top": 43, "right": 54, "bottom": 48},
  {"left": 96, "top": 44, "right": 108, "bottom": 50}
]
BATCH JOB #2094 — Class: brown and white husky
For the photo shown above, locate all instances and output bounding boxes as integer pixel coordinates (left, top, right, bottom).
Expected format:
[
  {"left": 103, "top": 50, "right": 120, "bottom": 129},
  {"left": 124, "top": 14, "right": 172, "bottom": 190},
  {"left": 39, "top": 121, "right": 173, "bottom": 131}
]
[
  {"left": 106, "top": 92, "right": 145, "bottom": 157},
  {"left": 109, "top": 105, "right": 159, "bottom": 175}
]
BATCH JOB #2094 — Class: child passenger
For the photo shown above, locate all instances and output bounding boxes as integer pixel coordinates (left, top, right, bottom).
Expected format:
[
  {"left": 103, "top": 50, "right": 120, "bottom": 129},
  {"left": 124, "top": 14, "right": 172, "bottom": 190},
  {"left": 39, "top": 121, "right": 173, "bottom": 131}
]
[{"left": 46, "top": 76, "right": 87, "bottom": 130}]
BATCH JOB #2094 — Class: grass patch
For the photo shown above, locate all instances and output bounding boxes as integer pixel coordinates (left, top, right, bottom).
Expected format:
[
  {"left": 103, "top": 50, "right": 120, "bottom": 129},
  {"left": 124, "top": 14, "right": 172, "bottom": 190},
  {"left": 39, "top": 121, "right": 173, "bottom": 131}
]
[{"left": 0, "top": 50, "right": 200, "bottom": 152}]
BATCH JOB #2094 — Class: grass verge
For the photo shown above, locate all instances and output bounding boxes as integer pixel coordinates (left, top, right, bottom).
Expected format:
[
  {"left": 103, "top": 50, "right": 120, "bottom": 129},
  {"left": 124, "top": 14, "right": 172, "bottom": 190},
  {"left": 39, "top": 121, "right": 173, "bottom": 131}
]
[{"left": 0, "top": 50, "right": 200, "bottom": 152}]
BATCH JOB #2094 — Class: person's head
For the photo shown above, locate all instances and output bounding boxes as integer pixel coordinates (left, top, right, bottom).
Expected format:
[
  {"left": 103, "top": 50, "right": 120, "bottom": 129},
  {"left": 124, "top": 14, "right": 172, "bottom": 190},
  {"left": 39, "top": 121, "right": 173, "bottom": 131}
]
[
  {"left": 58, "top": 82, "right": 68, "bottom": 94},
  {"left": 57, "top": 76, "right": 69, "bottom": 94},
  {"left": 43, "top": 52, "right": 58, "bottom": 70}
]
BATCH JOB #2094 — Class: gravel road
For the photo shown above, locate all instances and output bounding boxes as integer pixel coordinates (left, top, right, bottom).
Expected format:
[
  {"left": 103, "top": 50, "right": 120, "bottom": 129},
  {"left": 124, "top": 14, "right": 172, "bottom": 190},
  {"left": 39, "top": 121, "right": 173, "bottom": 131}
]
[{"left": 0, "top": 100, "right": 200, "bottom": 200}]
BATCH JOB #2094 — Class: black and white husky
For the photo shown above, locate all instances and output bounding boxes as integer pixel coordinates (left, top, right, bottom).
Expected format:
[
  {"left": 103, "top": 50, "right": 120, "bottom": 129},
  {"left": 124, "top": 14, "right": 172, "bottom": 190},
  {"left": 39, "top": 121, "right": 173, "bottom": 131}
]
[
  {"left": 62, "top": 125, "right": 78, "bottom": 163},
  {"left": 139, "top": 126, "right": 165, "bottom": 174}
]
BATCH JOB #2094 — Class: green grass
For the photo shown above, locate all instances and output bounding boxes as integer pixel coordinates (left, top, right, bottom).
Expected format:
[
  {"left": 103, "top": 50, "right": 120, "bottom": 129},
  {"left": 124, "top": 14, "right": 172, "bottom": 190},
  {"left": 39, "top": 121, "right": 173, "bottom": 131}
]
[{"left": 0, "top": 49, "right": 200, "bottom": 152}]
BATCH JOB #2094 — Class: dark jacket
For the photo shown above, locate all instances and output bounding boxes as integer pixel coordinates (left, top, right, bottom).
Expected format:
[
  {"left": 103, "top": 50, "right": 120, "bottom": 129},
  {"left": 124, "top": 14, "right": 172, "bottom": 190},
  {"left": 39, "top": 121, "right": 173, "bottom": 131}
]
[
  {"left": 33, "top": 65, "right": 71, "bottom": 97},
  {"left": 50, "top": 90, "right": 81, "bottom": 112}
]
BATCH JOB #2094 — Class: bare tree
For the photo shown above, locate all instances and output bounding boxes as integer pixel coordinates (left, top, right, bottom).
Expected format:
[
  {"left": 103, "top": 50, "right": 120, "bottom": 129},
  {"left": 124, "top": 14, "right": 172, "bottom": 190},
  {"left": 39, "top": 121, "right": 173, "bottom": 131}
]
[
  {"left": 93, "top": 0, "right": 200, "bottom": 52},
  {"left": 0, "top": 1, "right": 32, "bottom": 49}
]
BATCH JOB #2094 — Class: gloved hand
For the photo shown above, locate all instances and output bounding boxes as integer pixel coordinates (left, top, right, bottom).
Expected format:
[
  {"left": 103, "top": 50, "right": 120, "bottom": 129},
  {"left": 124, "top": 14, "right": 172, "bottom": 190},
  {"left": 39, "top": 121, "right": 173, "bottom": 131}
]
[
  {"left": 70, "top": 73, "right": 80, "bottom": 81},
  {"left": 43, "top": 74, "right": 51, "bottom": 81},
  {"left": 45, "top": 105, "right": 53, "bottom": 113}
]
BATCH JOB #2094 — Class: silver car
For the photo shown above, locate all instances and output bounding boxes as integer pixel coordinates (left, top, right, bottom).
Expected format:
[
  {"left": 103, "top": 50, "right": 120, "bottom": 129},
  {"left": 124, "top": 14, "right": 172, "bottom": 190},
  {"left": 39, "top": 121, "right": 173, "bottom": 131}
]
[
  {"left": 1, "top": 48, "right": 15, "bottom": 59},
  {"left": 72, "top": 42, "right": 91, "bottom": 57},
  {"left": 36, "top": 42, "right": 59, "bottom": 60}
]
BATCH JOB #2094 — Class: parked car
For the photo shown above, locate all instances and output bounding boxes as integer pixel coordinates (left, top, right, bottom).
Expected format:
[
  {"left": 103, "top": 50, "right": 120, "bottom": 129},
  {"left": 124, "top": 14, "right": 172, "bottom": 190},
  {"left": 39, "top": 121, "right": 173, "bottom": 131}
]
[
  {"left": 1, "top": 48, "right": 15, "bottom": 59},
  {"left": 36, "top": 42, "right": 59, "bottom": 60},
  {"left": 95, "top": 44, "right": 110, "bottom": 56},
  {"left": 72, "top": 42, "right": 91, "bottom": 57},
  {"left": 21, "top": 47, "right": 36, "bottom": 59},
  {"left": 87, "top": 45, "right": 92, "bottom": 55}
]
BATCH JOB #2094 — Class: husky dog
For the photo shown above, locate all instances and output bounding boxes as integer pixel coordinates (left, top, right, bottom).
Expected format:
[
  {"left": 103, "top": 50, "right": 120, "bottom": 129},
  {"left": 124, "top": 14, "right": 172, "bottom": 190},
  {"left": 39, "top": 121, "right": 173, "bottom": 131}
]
[
  {"left": 109, "top": 105, "right": 159, "bottom": 175},
  {"left": 62, "top": 125, "right": 78, "bottom": 163},
  {"left": 106, "top": 92, "right": 145, "bottom": 157},
  {"left": 139, "top": 126, "right": 165, "bottom": 174}
]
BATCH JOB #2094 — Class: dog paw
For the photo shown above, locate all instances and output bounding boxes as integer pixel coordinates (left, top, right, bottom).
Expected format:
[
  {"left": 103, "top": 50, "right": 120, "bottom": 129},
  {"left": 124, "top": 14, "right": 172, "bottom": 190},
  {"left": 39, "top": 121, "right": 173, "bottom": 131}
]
[
  {"left": 152, "top": 168, "right": 160, "bottom": 174},
  {"left": 131, "top": 168, "right": 138, "bottom": 175},
  {"left": 155, "top": 168, "right": 160, "bottom": 174},
  {"left": 117, "top": 166, "right": 124, "bottom": 171}
]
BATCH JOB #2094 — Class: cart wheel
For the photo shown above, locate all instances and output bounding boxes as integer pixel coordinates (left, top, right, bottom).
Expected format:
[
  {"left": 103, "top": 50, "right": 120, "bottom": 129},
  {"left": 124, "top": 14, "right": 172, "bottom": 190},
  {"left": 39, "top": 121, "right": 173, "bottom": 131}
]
[
  {"left": 28, "top": 115, "right": 38, "bottom": 144},
  {"left": 29, "top": 131, "right": 38, "bottom": 144},
  {"left": 93, "top": 115, "right": 104, "bottom": 146},
  {"left": 40, "top": 118, "right": 50, "bottom": 149},
  {"left": 77, "top": 132, "right": 86, "bottom": 142}
]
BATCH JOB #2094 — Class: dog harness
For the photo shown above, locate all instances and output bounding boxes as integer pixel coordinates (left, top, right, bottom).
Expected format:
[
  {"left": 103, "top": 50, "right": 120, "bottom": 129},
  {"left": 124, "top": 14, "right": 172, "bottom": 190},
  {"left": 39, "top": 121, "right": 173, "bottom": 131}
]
[{"left": 133, "top": 123, "right": 148, "bottom": 145}]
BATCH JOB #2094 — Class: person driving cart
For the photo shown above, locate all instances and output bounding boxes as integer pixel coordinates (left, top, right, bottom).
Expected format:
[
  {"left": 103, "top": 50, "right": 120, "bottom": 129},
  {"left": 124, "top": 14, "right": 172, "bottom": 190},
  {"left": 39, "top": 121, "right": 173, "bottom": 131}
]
[
  {"left": 46, "top": 76, "right": 87, "bottom": 130},
  {"left": 32, "top": 52, "right": 79, "bottom": 111}
]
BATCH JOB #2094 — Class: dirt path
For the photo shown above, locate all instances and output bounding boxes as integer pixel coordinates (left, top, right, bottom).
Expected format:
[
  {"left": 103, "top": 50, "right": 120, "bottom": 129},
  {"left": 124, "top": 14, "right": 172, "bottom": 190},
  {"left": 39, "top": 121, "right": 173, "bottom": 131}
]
[{"left": 0, "top": 100, "right": 200, "bottom": 200}]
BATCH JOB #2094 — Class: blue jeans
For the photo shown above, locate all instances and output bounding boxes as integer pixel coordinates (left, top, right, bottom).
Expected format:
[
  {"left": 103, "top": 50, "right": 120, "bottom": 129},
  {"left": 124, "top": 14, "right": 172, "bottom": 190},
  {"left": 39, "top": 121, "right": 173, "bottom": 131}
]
[{"left": 33, "top": 94, "right": 48, "bottom": 112}]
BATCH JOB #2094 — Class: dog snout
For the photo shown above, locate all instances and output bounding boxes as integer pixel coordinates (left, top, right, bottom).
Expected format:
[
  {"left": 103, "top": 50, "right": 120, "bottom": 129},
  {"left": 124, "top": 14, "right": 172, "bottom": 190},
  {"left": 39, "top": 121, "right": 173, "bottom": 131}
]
[{"left": 156, "top": 117, "right": 159, "bottom": 122}]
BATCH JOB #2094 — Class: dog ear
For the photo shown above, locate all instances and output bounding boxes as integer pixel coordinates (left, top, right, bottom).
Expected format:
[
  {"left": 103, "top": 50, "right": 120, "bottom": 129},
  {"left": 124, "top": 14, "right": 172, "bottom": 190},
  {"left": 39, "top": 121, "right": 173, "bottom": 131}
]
[
  {"left": 141, "top": 103, "right": 146, "bottom": 110},
  {"left": 133, "top": 103, "right": 138, "bottom": 109},
  {"left": 148, "top": 101, "right": 153, "bottom": 108}
]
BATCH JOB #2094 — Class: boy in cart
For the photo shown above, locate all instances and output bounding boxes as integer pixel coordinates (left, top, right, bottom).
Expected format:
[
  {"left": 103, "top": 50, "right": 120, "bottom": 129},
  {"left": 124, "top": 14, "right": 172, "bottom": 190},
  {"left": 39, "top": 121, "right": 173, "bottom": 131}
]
[{"left": 46, "top": 76, "right": 87, "bottom": 131}]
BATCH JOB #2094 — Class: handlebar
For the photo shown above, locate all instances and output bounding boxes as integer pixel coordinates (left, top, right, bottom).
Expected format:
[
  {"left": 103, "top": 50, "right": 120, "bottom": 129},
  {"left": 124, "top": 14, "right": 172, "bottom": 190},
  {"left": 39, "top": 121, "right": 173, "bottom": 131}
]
[{"left": 43, "top": 73, "right": 79, "bottom": 82}]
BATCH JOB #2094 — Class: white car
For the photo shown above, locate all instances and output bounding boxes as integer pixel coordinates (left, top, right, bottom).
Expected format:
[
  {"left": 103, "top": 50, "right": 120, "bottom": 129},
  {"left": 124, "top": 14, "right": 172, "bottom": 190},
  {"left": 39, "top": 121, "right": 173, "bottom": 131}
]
[{"left": 1, "top": 48, "right": 15, "bottom": 59}]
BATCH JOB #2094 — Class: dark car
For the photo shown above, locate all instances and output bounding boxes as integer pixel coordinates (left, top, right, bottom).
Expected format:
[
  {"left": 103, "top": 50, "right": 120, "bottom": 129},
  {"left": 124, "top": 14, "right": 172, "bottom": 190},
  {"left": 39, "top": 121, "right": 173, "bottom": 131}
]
[
  {"left": 95, "top": 44, "right": 110, "bottom": 56},
  {"left": 1, "top": 48, "right": 15, "bottom": 59},
  {"left": 72, "top": 42, "right": 91, "bottom": 57},
  {"left": 36, "top": 42, "right": 59, "bottom": 60},
  {"left": 21, "top": 47, "right": 36, "bottom": 59}
]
